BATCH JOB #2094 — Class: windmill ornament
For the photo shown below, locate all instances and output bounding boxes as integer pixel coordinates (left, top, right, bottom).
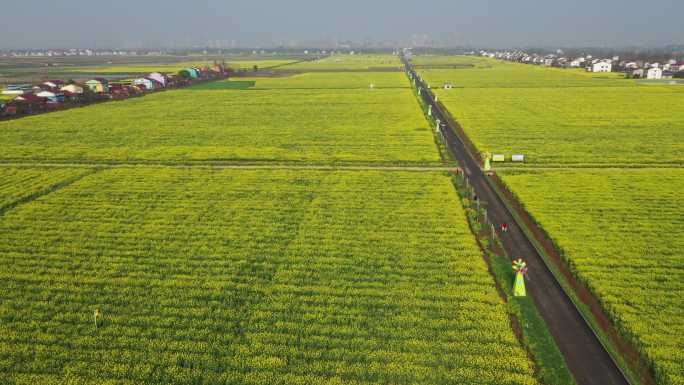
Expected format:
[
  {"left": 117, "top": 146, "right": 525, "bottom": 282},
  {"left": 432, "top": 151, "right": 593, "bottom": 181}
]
[
  {"left": 483, "top": 152, "right": 492, "bottom": 172},
  {"left": 512, "top": 259, "right": 528, "bottom": 297}
]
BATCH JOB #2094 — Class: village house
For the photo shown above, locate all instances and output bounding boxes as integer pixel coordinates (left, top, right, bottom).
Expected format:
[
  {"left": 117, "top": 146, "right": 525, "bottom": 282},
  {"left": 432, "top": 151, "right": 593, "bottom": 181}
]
[
  {"left": 647, "top": 67, "right": 663, "bottom": 79},
  {"left": 85, "top": 78, "right": 109, "bottom": 93},
  {"left": 13, "top": 93, "right": 47, "bottom": 113},
  {"left": 60, "top": 84, "right": 84, "bottom": 95},
  {"left": 147, "top": 72, "right": 167, "bottom": 87},
  {"left": 592, "top": 62, "right": 612, "bottom": 73},
  {"left": 107, "top": 84, "right": 130, "bottom": 100},
  {"left": 35, "top": 90, "right": 66, "bottom": 103},
  {"left": 570, "top": 58, "right": 584, "bottom": 67},
  {"left": 2, "top": 84, "right": 33, "bottom": 95},
  {"left": 133, "top": 78, "right": 156, "bottom": 91},
  {"left": 40, "top": 80, "right": 64, "bottom": 91}
]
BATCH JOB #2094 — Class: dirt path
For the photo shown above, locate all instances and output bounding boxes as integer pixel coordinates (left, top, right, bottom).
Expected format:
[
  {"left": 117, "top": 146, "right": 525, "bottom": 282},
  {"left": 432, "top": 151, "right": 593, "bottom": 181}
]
[{"left": 404, "top": 57, "right": 631, "bottom": 385}]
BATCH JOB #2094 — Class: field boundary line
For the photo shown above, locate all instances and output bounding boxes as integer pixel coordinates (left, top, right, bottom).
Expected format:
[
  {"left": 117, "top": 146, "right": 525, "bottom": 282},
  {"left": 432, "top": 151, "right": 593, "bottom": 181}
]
[
  {"left": 0, "top": 168, "right": 100, "bottom": 216},
  {"left": 0, "top": 162, "right": 455, "bottom": 172},
  {"left": 480, "top": 163, "right": 684, "bottom": 170}
]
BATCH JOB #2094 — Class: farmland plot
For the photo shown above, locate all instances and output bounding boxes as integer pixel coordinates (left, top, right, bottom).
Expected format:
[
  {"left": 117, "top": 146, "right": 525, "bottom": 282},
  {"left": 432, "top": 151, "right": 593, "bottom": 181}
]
[
  {"left": 499, "top": 169, "right": 684, "bottom": 385},
  {"left": 225, "top": 72, "right": 411, "bottom": 89},
  {"left": 286, "top": 54, "right": 402, "bottom": 70},
  {"left": 409, "top": 55, "right": 492, "bottom": 67},
  {"left": 420, "top": 61, "right": 631, "bottom": 89},
  {"left": 433, "top": 85, "right": 684, "bottom": 166},
  {"left": 0, "top": 86, "right": 438, "bottom": 164},
  {"left": 0, "top": 167, "right": 92, "bottom": 210},
  {"left": 0, "top": 168, "right": 538, "bottom": 385}
]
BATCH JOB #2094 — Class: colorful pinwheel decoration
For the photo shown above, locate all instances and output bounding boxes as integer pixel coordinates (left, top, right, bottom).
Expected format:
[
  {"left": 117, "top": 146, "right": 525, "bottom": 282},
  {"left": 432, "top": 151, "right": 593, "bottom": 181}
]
[
  {"left": 483, "top": 152, "right": 492, "bottom": 172},
  {"left": 512, "top": 259, "right": 528, "bottom": 297}
]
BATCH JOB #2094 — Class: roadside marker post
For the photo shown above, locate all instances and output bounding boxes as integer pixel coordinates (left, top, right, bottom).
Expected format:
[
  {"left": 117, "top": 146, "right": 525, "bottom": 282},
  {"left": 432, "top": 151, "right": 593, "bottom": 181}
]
[{"left": 94, "top": 308, "right": 101, "bottom": 329}]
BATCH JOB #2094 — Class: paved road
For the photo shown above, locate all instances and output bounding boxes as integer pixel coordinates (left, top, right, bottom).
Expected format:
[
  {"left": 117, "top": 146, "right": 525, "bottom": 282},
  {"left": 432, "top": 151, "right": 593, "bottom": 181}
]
[{"left": 403, "top": 58, "right": 630, "bottom": 385}]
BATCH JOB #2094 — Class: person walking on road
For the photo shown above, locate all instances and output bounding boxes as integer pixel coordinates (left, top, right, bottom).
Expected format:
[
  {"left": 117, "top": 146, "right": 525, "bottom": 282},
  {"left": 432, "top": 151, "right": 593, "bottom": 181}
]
[{"left": 500, "top": 223, "right": 509, "bottom": 233}]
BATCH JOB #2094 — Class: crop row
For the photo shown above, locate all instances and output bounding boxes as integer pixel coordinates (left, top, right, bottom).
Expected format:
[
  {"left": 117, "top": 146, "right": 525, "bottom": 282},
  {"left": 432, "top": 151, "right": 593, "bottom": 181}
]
[
  {"left": 499, "top": 168, "right": 684, "bottom": 385},
  {"left": 0, "top": 168, "right": 537, "bottom": 385},
  {"left": 0, "top": 167, "right": 90, "bottom": 210}
]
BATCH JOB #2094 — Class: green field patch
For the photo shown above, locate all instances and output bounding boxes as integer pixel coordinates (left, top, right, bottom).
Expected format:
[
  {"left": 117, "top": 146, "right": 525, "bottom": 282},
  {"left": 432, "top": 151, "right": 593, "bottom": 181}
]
[
  {"left": 420, "top": 59, "right": 632, "bottom": 89},
  {"left": 0, "top": 168, "right": 537, "bottom": 384},
  {"left": 410, "top": 55, "right": 493, "bottom": 67},
  {"left": 434, "top": 85, "right": 684, "bottom": 166},
  {"left": 499, "top": 168, "right": 684, "bottom": 385},
  {"left": 0, "top": 85, "right": 438, "bottom": 164},
  {"left": 237, "top": 71, "right": 411, "bottom": 89},
  {"left": 189, "top": 80, "right": 256, "bottom": 90},
  {"left": 286, "top": 54, "right": 402, "bottom": 70}
]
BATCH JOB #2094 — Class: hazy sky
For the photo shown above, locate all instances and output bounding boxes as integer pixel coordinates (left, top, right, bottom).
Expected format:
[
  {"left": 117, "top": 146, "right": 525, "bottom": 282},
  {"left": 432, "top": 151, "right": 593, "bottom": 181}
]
[{"left": 1, "top": 0, "right": 683, "bottom": 48}]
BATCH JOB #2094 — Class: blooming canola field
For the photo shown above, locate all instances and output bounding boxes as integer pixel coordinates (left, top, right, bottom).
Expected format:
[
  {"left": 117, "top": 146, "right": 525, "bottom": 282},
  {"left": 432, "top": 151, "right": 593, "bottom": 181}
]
[
  {"left": 0, "top": 71, "right": 437, "bottom": 165},
  {"left": 417, "top": 55, "right": 684, "bottom": 385},
  {"left": 0, "top": 168, "right": 538, "bottom": 385},
  {"left": 420, "top": 58, "right": 683, "bottom": 166},
  {"left": 500, "top": 169, "right": 684, "bottom": 385},
  {"left": 0, "top": 55, "right": 540, "bottom": 385}
]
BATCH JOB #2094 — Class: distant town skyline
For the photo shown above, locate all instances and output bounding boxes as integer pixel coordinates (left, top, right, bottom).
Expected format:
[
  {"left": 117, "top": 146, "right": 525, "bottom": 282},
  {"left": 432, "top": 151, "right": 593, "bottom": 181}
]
[{"left": 1, "top": 0, "right": 683, "bottom": 49}]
